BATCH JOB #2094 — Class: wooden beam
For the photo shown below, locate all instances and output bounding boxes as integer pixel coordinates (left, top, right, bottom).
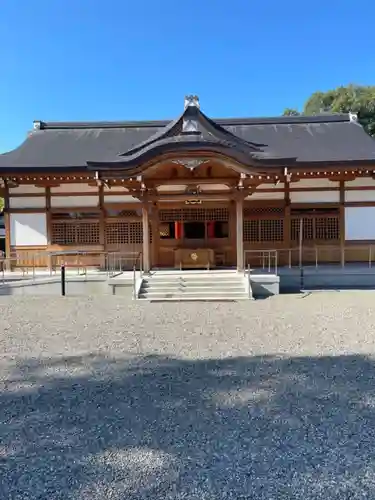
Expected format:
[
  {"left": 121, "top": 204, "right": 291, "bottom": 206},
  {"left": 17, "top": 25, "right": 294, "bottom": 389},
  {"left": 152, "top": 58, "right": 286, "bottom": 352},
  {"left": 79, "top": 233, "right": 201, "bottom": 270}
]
[
  {"left": 147, "top": 191, "right": 241, "bottom": 202},
  {"left": 146, "top": 177, "right": 238, "bottom": 187}
]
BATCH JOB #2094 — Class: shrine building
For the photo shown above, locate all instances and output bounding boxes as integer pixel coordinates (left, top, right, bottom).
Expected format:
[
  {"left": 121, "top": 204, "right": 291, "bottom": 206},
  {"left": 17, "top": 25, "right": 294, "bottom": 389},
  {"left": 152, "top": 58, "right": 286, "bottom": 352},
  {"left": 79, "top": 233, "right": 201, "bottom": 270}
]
[{"left": 1, "top": 95, "right": 375, "bottom": 271}]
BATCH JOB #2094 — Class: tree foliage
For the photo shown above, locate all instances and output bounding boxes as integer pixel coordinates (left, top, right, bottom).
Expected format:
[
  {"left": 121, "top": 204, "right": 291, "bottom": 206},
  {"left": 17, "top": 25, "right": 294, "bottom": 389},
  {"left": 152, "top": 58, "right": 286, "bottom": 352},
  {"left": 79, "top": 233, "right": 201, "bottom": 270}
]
[
  {"left": 0, "top": 197, "right": 4, "bottom": 213},
  {"left": 283, "top": 108, "right": 300, "bottom": 116},
  {"left": 283, "top": 85, "right": 375, "bottom": 136}
]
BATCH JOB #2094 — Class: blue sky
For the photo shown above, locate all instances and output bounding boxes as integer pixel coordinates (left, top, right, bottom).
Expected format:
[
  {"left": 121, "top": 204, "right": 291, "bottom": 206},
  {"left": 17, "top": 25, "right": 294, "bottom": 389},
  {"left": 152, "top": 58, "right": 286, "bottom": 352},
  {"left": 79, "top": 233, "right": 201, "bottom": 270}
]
[{"left": 0, "top": 0, "right": 374, "bottom": 152}]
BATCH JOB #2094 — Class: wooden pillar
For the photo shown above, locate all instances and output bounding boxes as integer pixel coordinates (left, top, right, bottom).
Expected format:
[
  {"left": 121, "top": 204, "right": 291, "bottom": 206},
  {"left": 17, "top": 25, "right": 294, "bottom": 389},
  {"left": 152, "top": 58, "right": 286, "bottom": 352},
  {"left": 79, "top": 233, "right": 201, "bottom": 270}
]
[
  {"left": 284, "top": 178, "right": 291, "bottom": 267},
  {"left": 98, "top": 183, "right": 106, "bottom": 269},
  {"left": 339, "top": 180, "right": 345, "bottom": 266},
  {"left": 236, "top": 197, "right": 244, "bottom": 271},
  {"left": 45, "top": 186, "right": 52, "bottom": 272},
  {"left": 142, "top": 204, "right": 150, "bottom": 273},
  {"left": 151, "top": 203, "right": 159, "bottom": 269},
  {"left": 229, "top": 200, "right": 237, "bottom": 266},
  {"left": 284, "top": 179, "right": 291, "bottom": 245},
  {"left": 3, "top": 182, "right": 11, "bottom": 270}
]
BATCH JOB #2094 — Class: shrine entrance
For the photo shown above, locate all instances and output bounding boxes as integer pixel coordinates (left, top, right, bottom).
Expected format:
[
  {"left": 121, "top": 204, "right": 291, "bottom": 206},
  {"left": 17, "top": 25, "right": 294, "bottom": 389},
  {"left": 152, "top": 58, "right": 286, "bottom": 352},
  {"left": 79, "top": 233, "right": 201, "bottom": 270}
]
[{"left": 154, "top": 203, "right": 236, "bottom": 269}]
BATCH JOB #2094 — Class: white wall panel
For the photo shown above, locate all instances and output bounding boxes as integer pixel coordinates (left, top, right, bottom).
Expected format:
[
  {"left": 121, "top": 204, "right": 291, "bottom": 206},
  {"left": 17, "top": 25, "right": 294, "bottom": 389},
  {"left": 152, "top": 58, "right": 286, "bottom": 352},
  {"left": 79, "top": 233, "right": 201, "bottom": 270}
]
[
  {"left": 346, "top": 178, "right": 375, "bottom": 188},
  {"left": 9, "top": 185, "right": 45, "bottom": 194},
  {"left": 51, "top": 183, "right": 98, "bottom": 194},
  {"left": 10, "top": 213, "right": 47, "bottom": 246},
  {"left": 290, "top": 190, "right": 339, "bottom": 203},
  {"left": 292, "top": 179, "right": 338, "bottom": 189},
  {"left": 51, "top": 196, "right": 99, "bottom": 208},
  {"left": 9, "top": 197, "right": 46, "bottom": 209},
  {"left": 289, "top": 179, "right": 339, "bottom": 203},
  {"left": 157, "top": 185, "right": 188, "bottom": 193},
  {"left": 246, "top": 190, "right": 284, "bottom": 200},
  {"left": 345, "top": 190, "right": 375, "bottom": 202},
  {"left": 345, "top": 207, "right": 375, "bottom": 240},
  {"left": 104, "top": 186, "right": 129, "bottom": 192},
  {"left": 103, "top": 195, "right": 140, "bottom": 203}
]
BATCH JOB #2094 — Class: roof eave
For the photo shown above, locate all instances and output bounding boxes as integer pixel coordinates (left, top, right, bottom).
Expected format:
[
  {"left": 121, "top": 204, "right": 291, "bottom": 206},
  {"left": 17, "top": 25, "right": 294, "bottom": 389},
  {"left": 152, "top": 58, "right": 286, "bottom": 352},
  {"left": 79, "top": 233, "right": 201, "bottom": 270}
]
[{"left": 0, "top": 165, "right": 90, "bottom": 174}]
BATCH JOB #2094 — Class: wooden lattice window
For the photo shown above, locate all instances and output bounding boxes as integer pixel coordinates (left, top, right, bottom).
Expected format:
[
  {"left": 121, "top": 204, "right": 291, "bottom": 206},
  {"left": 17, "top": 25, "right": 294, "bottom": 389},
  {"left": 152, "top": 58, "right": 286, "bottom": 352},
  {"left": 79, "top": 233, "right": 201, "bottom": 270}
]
[
  {"left": 243, "top": 219, "right": 284, "bottom": 242},
  {"left": 105, "top": 221, "right": 143, "bottom": 244},
  {"left": 51, "top": 221, "right": 100, "bottom": 245},
  {"left": 159, "top": 208, "right": 229, "bottom": 222},
  {"left": 291, "top": 216, "right": 339, "bottom": 241},
  {"left": 105, "top": 209, "right": 139, "bottom": 217},
  {"left": 315, "top": 217, "right": 340, "bottom": 240},
  {"left": 244, "top": 206, "right": 284, "bottom": 217}
]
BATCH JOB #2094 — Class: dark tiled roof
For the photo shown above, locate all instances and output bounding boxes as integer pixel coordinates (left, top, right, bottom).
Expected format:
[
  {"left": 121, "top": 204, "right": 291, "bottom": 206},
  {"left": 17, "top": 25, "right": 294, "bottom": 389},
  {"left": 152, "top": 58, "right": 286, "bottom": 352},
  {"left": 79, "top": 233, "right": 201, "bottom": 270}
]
[
  {"left": 87, "top": 106, "right": 289, "bottom": 173},
  {"left": 0, "top": 107, "right": 375, "bottom": 172}
]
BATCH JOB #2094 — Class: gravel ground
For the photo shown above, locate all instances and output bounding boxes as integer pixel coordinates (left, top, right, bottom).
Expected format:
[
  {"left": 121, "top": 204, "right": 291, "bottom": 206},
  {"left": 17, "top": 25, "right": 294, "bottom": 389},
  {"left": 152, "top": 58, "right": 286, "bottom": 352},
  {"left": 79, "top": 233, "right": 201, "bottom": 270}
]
[{"left": 1, "top": 292, "right": 375, "bottom": 499}]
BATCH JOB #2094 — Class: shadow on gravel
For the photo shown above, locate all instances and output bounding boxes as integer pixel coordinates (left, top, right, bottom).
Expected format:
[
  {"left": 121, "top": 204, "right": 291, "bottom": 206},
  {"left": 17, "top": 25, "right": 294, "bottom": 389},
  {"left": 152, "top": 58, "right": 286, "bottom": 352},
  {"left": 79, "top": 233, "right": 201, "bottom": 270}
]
[{"left": 2, "top": 353, "right": 375, "bottom": 499}]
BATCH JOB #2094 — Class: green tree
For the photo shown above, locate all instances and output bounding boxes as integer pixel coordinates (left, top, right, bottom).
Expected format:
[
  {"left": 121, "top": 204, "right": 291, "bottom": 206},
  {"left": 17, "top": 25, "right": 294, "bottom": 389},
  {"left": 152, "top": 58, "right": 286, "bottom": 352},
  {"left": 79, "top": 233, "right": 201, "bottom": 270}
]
[
  {"left": 283, "top": 108, "right": 300, "bottom": 116},
  {"left": 0, "top": 197, "right": 3, "bottom": 213},
  {"left": 286, "top": 84, "right": 375, "bottom": 136}
]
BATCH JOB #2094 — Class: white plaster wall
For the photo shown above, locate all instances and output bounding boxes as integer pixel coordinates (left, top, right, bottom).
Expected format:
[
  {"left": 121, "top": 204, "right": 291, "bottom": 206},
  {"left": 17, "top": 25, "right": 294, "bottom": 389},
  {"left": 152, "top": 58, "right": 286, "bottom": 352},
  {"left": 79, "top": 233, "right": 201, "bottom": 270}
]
[
  {"left": 345, "top": 178, "right": 375, "bottom": 202},
  {"left": 345, "top": 207, "right": 375, "bottom": 240},
  {"left": 103, "top": 195, "right": 140, "bottom": 203},
  {"left": 345, "top": 178, "right": 375, "bottom": 188},
  {"left": 290, "top": 190, "right": 340, "bottom": 203},
  {"left": 345, "top": 190, "right": 375, "bottom": 203},
  {"left": 104, "top": 186, "right": 129, "bottom": 192},
  {"left": 9, "top": 185, "right": 45, "bottom": 194},
  {"left": 289, "top": 179, "right": 339, "bottom": 203},
  {"left": 157, "top": 185, "right": 187, "bottom": 192},
  {"left": 292, "top": 179, "right": 338, "bottom": 189},
  {"left": 246, "top": 190, "right": 284, "bottom": 200},
  {"left": 200, "top": 184, "right": 231, "bottom": 192},
  {"left": 51, "top": 183, "right": 98, "bottom": 194},
  {"left": 9, "top": 197, "right": 46, "bottom": 209},
  {"left": 10, "top": 213, "right": 47, "bottom": 246},
  {"left": 51, "top": 196, "right": 99, "bottom": 208}
]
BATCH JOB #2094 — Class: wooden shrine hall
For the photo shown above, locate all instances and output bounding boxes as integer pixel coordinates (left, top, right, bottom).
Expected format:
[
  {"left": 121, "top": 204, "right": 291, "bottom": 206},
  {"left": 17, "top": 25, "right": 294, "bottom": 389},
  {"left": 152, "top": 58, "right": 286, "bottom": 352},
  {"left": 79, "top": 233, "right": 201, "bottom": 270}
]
[{"left": 1, "top": 95, "right": 375, "bottom": 271}]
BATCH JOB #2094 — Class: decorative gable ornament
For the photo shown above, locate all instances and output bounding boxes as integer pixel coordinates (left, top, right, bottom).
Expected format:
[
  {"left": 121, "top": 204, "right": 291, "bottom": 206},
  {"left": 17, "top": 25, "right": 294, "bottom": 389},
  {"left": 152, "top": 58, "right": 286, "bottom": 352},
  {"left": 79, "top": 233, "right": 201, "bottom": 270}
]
[
  {"left": 172, "top": 159, "right": 208, "bottom": 170},
  {"left": 184, "top": 95, "right": 200, "bottom": 109}
]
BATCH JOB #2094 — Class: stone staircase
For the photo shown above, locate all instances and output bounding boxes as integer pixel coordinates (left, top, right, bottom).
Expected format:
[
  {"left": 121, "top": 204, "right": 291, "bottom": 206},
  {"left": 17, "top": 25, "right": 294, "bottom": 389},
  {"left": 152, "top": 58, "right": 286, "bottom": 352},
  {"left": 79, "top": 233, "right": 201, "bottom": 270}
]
[{"left": 138, "top": 270, "right": 250, "bottom": 301}]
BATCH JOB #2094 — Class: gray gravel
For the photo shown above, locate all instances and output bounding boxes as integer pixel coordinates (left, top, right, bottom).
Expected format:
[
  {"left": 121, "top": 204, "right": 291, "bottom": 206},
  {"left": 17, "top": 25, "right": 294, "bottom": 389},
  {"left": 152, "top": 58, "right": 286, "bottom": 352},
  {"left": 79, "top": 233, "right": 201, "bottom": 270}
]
[{"left": 1, "top": 293, "right": 375, "bottom": 499}]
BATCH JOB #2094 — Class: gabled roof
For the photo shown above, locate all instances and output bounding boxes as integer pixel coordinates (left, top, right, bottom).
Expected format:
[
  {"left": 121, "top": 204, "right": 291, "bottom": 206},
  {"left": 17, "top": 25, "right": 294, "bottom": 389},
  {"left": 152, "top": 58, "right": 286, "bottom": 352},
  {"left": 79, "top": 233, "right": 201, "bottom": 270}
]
[
  {"left": 87, "top": 103, "right": 295, "bottom": 174},
  {"left": 0, "top": 96, "right": 375, "bottom": 173}
]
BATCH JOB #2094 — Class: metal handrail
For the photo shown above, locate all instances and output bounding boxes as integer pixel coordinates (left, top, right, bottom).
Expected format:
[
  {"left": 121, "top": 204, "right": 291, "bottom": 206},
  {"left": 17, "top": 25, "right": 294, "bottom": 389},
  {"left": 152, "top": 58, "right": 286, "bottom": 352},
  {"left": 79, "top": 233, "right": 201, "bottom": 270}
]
[
  {"left": 247, "top": 263, "right": 253, "bottom": 299},
  {"left": 244, "top": 244, "right": 375, "bottom": 271},
  {"left": 243, "top": 249, "right": 278, "bottom": 275},
  {"left": 1, "top": 250, "right": 143, "bottom": 280},
  {"left": 4, "top": 242, "right": 375, "bottom": 278},
  {"left": 133, "top": 265, "right": 137, "bottom": 300}
]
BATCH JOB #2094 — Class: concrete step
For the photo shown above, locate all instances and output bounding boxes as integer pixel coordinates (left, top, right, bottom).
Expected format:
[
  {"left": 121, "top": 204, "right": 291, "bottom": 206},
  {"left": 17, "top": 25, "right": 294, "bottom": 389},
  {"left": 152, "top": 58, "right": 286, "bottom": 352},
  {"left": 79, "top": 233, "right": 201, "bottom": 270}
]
[
  {"left": 145, "top": 275, "right": 242, "bottom": 282},
  {"left": 149, "top": 270, "right": 237, "bottom": 275},
  {"left": 141, "top": 281, "right": 244, "bottom": 289},
  {"left": 139, "top": 292, "right": 249, "bottom": 300},
  {"left": 140, "top": 286, "right": 246, "bottom": 296},
  {"left": 139, "top": 270, "right": 249, "bottom": 301}
]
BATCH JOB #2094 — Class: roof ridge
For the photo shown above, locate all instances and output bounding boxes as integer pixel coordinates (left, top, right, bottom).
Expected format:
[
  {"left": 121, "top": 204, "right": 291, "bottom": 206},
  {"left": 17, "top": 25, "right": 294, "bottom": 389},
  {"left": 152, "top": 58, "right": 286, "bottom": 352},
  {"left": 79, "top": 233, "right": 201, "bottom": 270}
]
[{"left": 34, "top": 113, "right": 351, "bottom": 130}]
